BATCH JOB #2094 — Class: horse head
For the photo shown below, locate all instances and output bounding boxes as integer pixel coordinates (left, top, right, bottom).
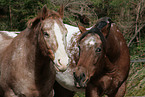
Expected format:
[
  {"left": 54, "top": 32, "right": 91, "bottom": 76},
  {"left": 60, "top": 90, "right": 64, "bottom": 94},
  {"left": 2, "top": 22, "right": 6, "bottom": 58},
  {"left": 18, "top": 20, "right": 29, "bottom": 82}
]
[
  {"left": 28, "top": 5, "right": 69, "bottom": 72},
  {"left": 73, "top": 17, "right": 112, "bottom": 88}
]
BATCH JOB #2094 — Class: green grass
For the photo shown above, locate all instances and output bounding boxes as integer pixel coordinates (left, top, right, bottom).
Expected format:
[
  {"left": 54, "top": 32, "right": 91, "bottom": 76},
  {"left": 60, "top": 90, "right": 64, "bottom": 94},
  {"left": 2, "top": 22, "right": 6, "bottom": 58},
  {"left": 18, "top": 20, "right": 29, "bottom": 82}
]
[{"left": 125, "top": 63, "right": 145, "bottom": 96}]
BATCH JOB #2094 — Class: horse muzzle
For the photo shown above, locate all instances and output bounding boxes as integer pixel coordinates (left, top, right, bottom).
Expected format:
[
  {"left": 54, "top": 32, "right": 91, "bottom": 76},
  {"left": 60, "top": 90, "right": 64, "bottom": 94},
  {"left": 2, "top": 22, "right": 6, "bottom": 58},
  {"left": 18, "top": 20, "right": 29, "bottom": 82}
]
[
  {"left": 73, "top": 72, "right": 89, "bottom": 88},
  {"left": 54, "top": 59, "right": 69, "bottom": 72}
]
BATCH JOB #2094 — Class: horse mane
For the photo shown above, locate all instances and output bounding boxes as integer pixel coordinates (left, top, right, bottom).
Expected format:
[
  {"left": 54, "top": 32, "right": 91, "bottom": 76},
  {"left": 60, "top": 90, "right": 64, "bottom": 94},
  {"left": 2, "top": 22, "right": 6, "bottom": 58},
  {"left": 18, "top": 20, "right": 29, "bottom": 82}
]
[{"left": 27, "top": 8, "right": 61, "bottom": 29}]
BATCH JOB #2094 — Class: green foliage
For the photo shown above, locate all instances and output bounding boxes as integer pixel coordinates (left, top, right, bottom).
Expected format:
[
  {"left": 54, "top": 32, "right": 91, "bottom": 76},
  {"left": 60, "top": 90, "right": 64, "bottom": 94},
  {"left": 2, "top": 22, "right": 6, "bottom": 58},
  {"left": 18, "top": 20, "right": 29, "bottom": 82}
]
[
  {"left": 74, "top": 92, "right": 85, "bottom": 97},
  {"left": 90, "top": 0, "right": 103, "bottom": 7},
  {"left": 0, "top": 0, "right": 52, "bottom": 31},
  {"left": 130, "top": 36, "right": 145, "bottom": 60},
  {"left": 109, "top": 0, "right": 129, "bottom": 7}
]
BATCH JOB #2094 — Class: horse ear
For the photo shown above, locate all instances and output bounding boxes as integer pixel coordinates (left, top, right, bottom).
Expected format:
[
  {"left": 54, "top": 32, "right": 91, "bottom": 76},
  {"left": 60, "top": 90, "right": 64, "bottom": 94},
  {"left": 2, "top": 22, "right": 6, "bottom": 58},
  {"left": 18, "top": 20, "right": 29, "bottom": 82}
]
[
  {"left": 78, "top": 24, "right": 87, "bottom": 33},
  {"left": 57, "top": 5, "right": 64, "bottom": 19},
  {"left": 101, "top": 18, "right": 112, "bottom": 37},
  {"left": 101, "top": 23, "right": 111, "bottom": 37},
  {"left": 42, "top": 5, "right": 48, "bottom": 19}
]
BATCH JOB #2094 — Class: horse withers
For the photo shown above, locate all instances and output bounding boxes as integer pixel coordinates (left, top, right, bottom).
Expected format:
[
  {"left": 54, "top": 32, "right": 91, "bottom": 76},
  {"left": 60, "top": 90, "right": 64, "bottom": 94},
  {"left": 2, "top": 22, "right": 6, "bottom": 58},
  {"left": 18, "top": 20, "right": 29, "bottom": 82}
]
[
  {"left": 0, "top": 5, "right": 69, "bottom": 97},
  {"left": 73, "top": 17, "right": 130, "bottom": 97}
]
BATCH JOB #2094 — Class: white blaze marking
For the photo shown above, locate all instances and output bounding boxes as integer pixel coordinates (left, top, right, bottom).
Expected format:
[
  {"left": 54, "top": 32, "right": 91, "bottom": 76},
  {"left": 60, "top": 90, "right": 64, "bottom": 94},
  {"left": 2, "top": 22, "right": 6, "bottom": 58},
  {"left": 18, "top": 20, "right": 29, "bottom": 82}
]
[{"left": 53, "top": 22, "right": 69, "bottom": 70}]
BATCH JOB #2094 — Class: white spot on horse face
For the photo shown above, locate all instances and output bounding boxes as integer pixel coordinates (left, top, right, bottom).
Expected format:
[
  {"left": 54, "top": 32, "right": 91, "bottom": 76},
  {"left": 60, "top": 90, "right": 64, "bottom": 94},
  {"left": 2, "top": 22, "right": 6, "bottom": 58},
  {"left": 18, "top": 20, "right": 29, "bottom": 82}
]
[
  {"left": 89, "top": 40, "right": 96, "bottom": 45},
  {"left": 84, "top": 37, "right": 96, "bottom": 46},
  {"left": 53, "top": 22, "right": 69, "bottom": 70}
]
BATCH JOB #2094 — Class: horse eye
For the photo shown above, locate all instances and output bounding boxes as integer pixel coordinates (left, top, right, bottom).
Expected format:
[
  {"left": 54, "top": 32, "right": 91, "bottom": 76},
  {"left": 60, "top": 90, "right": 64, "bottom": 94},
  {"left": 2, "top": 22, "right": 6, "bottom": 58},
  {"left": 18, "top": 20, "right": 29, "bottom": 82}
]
[
  {"left": 43, "top": 32, "right": 49, "bottom": 37},
  {"left": 96, "top": 47, "right": 102, "bottom": 53}
]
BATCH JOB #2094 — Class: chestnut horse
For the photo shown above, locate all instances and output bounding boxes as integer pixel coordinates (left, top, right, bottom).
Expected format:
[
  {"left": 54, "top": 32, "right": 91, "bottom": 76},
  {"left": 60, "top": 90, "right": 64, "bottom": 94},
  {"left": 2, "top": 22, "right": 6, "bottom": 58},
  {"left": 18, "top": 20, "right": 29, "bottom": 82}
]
[
  {"left": 0, "top": 5, "right": 69, "bottom": 97},
  {"left": 74, "top": 17, "right": 130, "bottom": 97},
  {"left": 54, "top": 17, "right": 130, "bottom": 97}
]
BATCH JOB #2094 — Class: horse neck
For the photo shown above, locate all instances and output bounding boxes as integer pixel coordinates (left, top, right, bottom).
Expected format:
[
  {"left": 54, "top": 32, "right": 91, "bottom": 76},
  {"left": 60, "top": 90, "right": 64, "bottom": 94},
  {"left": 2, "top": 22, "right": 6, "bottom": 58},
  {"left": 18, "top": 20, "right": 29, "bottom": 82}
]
[
  {"left": 64, "top": 25, "right": 79, "bottom": 67},
  {"left": 105, "top": 28, "right": 121, "bottom": 63}
]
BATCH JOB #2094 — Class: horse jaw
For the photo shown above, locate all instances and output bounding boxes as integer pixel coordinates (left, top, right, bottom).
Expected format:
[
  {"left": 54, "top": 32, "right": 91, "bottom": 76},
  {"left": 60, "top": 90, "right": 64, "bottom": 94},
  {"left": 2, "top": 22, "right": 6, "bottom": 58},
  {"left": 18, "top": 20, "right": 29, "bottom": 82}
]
[
  {"left": 53, "top": 22, "right": 69, "bottom": 72},
  {"left": 56, "top": 67, "right": 85, "bottom": 92}
]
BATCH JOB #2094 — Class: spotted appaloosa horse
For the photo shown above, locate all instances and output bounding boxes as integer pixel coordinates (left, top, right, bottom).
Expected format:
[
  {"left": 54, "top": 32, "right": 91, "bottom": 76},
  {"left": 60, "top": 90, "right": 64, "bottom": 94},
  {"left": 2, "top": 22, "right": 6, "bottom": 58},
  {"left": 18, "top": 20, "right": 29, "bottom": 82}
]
[
  {"left": 73, "top": 17, "right": 130, "bottom": 97},
  {"left": 0, "top": 5, "right": 69, "bottom": 97}
]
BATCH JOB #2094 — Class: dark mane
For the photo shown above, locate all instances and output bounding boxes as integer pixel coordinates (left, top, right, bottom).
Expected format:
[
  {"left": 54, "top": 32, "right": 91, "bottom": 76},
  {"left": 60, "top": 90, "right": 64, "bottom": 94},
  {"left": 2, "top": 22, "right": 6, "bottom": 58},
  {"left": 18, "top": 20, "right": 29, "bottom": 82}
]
[{"left": 95, "top": 17, "right": 112, "bottom": 29}]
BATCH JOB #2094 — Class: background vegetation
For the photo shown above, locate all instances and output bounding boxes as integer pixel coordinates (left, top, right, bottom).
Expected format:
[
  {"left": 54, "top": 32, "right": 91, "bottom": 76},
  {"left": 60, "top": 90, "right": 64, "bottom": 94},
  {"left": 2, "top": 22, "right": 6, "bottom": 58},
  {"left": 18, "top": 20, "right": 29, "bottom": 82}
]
[{"left": 0, "top": 0, "right": 145, "bottom": 96}]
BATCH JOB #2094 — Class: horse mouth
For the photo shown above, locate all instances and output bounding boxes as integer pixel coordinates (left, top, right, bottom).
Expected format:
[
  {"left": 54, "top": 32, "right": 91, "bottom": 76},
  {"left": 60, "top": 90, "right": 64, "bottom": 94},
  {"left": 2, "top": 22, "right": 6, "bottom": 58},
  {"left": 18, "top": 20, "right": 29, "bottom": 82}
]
[
  {"left": 73, "top": 72, "right": 89, "bottom": 88},
  {"left": 75, "top": 83, "right": 86, "bottom": 89}
]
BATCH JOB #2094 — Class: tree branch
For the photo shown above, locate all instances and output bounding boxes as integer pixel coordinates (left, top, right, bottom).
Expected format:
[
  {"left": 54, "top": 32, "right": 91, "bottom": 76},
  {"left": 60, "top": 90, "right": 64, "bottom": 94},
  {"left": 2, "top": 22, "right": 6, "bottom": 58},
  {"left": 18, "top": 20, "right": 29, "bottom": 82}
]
[{"left": 127, "top": 0, "right": 145, "bottom": 47}]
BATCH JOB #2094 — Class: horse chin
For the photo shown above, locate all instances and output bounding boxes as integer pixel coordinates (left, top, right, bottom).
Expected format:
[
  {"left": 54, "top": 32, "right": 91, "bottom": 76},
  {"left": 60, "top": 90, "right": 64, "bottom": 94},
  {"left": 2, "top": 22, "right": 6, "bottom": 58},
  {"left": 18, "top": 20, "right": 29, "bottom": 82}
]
[
  {"left": 75, "top": 80, "right": 88, "bottom": 89},
  {"left": 53, "top": 55, "right": 69, "bottom": 72}
]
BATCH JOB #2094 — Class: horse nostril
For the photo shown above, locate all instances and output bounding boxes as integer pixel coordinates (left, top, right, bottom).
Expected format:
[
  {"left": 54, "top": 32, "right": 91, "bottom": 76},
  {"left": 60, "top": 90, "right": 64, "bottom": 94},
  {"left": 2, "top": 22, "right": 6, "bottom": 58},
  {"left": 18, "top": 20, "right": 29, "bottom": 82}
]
[
  {"left": 73, "top": 72, "right": 88, "bottom": 88},
  {"left": 57, "top": 59, "right": 63, "bottom": 66},
  {"left": 58, "top": 59, "right": 60, "bottom": 63},
  {"left": 73, "top": 72, "right": 77, "bottom": 80},
  {"left": 80, "top": 73, "right": 86, "bottom": 82}
]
